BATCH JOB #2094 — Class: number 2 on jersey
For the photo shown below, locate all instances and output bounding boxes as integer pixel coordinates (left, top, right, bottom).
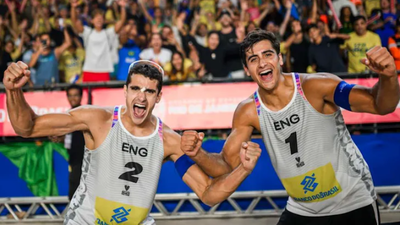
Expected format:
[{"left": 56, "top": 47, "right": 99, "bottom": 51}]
[
  {"left": 285, "top": 132, "right": 298, "bottom": 155},
  {"left": 119, "top": 162, "right": 143, "bottom": 183}
]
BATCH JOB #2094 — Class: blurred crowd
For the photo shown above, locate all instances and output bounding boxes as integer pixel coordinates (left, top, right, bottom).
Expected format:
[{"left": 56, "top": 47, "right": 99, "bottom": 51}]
[{"left": 0, "top": 0, "right": 400, "bottom": 86}]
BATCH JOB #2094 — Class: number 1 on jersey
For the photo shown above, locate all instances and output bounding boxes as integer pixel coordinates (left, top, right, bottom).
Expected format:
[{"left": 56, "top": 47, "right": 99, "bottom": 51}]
[{"left": 285, "top": 132, "right": 298, "bottom": 155}]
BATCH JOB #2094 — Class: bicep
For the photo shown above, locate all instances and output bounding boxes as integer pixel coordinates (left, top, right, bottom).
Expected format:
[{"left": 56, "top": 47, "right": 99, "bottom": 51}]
[
  {"left": 319, "top": 74, "right": 378, "bottom": 114},
  {"left": 29, "top": 110, "right": 89, "bottom": 138}
]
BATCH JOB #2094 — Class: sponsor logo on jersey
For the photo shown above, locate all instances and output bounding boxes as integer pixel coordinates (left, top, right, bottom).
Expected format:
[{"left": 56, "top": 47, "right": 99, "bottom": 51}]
[
  {"left": 94, "top": 197, "right": 149, "bottom": 225},
  {"left": 121, "top": 185, "right": 130, "bottom": 197},
  {"left": 281, "top": 163, "right": 342, "bottom": 203},
  {"left": 110, "top": 207, "right": 131, "bottom": 223},
  {"left": 295, "top": 157, "right": 305, "bottom": 168},
  {"left": 301, "top": 173, "right": 318, "bottom": 193}
]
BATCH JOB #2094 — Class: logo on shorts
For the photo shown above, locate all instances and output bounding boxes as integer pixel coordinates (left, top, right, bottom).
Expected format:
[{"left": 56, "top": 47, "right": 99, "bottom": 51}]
[
  {"left": 301, "top": 173, "right": 318, "bottom": 194},
  {"left": 110, "top": 207, "right": 131, "bottom": 223},
  {"left": 121, "top": 185, "right": 130, "bottom": 197}
]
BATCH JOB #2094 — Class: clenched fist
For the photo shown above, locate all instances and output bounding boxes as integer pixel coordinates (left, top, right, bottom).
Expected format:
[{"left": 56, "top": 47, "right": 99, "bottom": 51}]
[
  {"left": 239, "top": 142, "right": 261, "bottom": 172},
  {"left": 361, "top": 46, "right": 397, "bottom": 77},
  {"left": 181, "top": 130, "right": 205, "bottom": 157},
  {"left": 3, "top": 61, "right": 31, "bottom": 90}
]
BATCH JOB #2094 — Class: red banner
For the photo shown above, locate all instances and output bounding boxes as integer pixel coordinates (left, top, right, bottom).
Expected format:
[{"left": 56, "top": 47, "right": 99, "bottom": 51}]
[{"left": 0, "top": 78, "right": 399, "bottom": 136}]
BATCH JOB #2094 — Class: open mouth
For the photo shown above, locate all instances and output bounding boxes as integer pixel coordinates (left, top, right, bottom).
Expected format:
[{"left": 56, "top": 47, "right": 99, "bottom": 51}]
[
  {"left": 133, "top": 104, "right": 147, "bottom": 118},
  {"left": 259, "top": 69, "right": 273, "bottom": 82}
]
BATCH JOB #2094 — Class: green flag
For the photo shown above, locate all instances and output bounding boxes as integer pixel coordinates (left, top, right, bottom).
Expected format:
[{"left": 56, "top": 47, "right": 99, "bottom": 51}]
[{"left": 0, "top": 141, "right": 68, "bottom": 196}]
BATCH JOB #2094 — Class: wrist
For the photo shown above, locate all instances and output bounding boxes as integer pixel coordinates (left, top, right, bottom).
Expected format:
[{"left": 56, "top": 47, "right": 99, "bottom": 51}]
[{"left": 238, "top": 163, "right": 252, "bottom": 175}]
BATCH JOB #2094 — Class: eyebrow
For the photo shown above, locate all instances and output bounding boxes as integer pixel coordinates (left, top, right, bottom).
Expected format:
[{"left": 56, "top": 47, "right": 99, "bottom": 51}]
[
  {"left": 247, "top": 50, "right": 275, "bottom": 61},
  {"left": 130, "top": 85, "right": 156, "bottom": 92}
]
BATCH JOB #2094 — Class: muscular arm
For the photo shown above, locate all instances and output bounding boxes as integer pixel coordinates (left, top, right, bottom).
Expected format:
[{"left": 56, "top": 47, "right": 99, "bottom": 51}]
[
  {"left": 190, "top": 98, "right": 257, "bottom": 177},
  {"left": 164, "top": 126, "right": 258, "bottom": 206},
  {"left": 6, "top": 87, "right": 96, "bottom": 137},
  {"left": 303, "top": 72, "right": 400, "bottom": 115}
]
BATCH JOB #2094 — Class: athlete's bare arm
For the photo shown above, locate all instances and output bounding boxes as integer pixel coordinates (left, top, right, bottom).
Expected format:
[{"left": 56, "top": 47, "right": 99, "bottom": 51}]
[
  {"left": 3, "top": 61, "right": 112, "bottom": 149},
  {"left": 302, "top": 46, "right": 400, "bottom": 115},
  {"left": 181, "top": 98, "right": 260, "bottom": 178},
  {"left": 163, "top": 124, "right": 261, "bottom": 206}
]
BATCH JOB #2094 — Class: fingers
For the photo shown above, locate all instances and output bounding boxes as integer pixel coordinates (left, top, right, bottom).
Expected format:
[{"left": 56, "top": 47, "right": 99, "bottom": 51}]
[
  {"left": 17, "top": 61, "right": 29, "bottom": 70},
  {"left": 365, "top": 46, "right": 395, "bottom": 72},
  {"left": 181, "top": 130, "right": 204, "bottom": 156}
]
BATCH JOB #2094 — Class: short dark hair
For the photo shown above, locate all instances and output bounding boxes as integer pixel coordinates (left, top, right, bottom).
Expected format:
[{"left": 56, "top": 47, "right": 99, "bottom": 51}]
[
  {"left": 208, "top": 30, "right": 220, "bottom": 38},
  {"left": 66, "top": 84, "right": 83, "bottom": 96},
  {"left": 126, "top": 63, "right": 163, "bottom": 94},
  {"left": 306, "top": 23, "right": 319, "bottom": 33},
  {"left": 240, "top": 29, "right": 280, "bottom": 68},
  {"left": 353, "top": 15, "right": 366, "bottom": 24}
]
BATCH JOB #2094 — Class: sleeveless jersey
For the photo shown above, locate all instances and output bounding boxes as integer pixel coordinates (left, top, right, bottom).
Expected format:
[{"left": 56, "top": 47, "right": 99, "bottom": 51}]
[
  {"left": 254, "top": 73, "right": 376, "bottom": 216},
  {"left": 64, "top": 106, "right": 164, "bottom": 225}
]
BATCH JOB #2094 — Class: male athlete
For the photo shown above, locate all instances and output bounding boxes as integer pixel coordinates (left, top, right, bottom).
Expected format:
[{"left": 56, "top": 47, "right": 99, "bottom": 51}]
[
  {"left": 181, "top": 29, "right": 400, "bottom": 225},
  {"left": 3, "top": 60, "right": 261, "bottom": 225}
]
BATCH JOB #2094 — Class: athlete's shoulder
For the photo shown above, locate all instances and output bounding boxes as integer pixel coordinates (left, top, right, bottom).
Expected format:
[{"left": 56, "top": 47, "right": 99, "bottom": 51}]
[
  {"left": 299, "top": 73, "right": 342, "bottom": 98},
  {"left": 160, "top": 121, "right": 182, "bottom": 159},
  {"left": 233, "top": 96, "right": 259, "bottom": 127},
  {"left": 68, "top": 105, "right": 115, "bottom": 123}
]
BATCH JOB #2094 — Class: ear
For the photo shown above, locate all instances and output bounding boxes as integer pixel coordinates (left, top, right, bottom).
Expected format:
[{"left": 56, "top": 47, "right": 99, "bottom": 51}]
[
  {"left": 156, "top": 91, "right": 162, "bottom": 103},
  {"left": 278, "top": 53, "right": 283, "bottom": 67},
  {"left": 243, "top": 65, "right": 251, "bottom": 77},
  {"left": 124, "top": 85, "right": 128, "bottom": 98}
]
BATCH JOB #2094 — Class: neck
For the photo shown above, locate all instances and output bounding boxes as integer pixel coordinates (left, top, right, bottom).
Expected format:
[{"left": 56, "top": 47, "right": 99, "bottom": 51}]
[
  {"left": 258, "top": 73, "right": 295, "bottom": 111},
  {"left": 153, "top": 47, "right": 161, "bottom": 54},
  {"left": 121, "top": 108, "right": 157, "bottom": 136},
  {"left": 221, "top": 26, "right": 232, "bottom": 33},
  {"left": 315, "top": 36, "right": 322, "bottom": 44}
]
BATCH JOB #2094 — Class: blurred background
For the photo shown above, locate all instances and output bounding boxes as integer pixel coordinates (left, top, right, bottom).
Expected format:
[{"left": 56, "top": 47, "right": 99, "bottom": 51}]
[{"left": 0, "top": 0, "right": 399, "bottom": 223}]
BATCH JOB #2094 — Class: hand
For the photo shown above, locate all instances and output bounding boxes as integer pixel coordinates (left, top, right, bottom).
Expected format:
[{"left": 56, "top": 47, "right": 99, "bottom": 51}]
[
  {"left": 3, "top": 61, "right": 31, "bottom": 90},
  {"left": 6, "top": 0, "right": 16, "bottom": 12},
  {"left": 284, "top": 0, "right": 292, "bottom": 9},
  {"left": 239, "top": 142, "right": 261, "bottom": 173},
  {"left": 70, "top": 0, "right": 80, "bottom": 8},
  {"left": 361, "top": 46, "right": 396, "bottom": 77},
  {"left": 181, "top": 130, "right": 205, "bottom": 157},
  {"left": 117, "top": 0, "right": 127, "bottom": 8},
  {"left": 32, "top": 0, "right": 40, "bottom": 8},
  {"left": 240, "top": 0, "right": 248, "bottom": 11}
]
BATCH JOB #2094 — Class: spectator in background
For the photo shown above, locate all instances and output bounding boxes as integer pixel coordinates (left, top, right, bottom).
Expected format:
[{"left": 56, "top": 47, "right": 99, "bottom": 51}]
[
  {"left": 284, "top": 20, "right": 310, "bottom": 73},
  {"left": 388, "top": 18, "right": 400, "bottom": 71},
  {"left": 344, "top": 16, "right": 381, "bottom": 73},
  {"left": 59, "top": 31, "right": 85, "bottom": 83},
  {"left": 0, "top": 40, "right": 13, "bottom": 82},
  {"left": 308, "top": 23, "right": 348, "bottom": 73},
  {"left": 140, "top": 33, "right": 172, "bottom": 67},
  {"left": 365, "top": 0, "right": 381, "bottom": 17},
  {"left": 22, "top": 35, "right": 40, "bottom": 85},
  {"left": 28, "top": 29, "right": 71, "bottom": 86},
  {"left": 139, "top": 0, "right": 165, "bottom": 31},
  {"left": 218, "top": 11, "right": 244, "bottom": 78},
  {"left": 369, "top": 0, "right": 396, "bottom": 48},
  {"left": 117, "top": 22, "right": 143, "bottom": 81},
  {"left": 339, "top": 6, "right": 355, "bottom": 34},
  {"left": 190, "top": 12, "right": 208, "bottom": 47},
  {"left": 65, "top": 84, "right": 85, "bottom": 200},
  {"left": 164, "top": 51, "right": 195, "bottom": 81},
  {"left": 70, "top": 0, "right": 126, "bottom": 82},
  {"left": 184, "top": 30, "right": 244, "bottom": 79}
]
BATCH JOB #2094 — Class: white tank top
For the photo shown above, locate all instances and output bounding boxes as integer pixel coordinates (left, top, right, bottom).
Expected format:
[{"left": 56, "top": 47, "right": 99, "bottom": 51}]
[
  {"left": 64, "top": 106, "right": 164, "bottom": 225},
  {"left": 254, "top": 73, "right": 376, "bottom": 216}
]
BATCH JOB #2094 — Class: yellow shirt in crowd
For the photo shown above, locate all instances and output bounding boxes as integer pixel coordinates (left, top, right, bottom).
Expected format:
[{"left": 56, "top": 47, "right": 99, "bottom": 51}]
[
  {"left": 164, "top": 58, "right": 195, "bottom": 81},
  {"left": 59, "top": 48, "right": 85, "bottom": 83},
  {"left": 365, "top": 0, "right": 381, "bottom": 17},
  {"left": 344, "top": 31, "right": 381, "bottom": 73}
]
